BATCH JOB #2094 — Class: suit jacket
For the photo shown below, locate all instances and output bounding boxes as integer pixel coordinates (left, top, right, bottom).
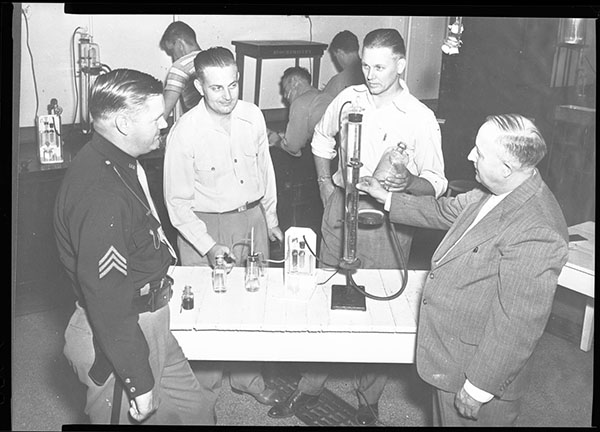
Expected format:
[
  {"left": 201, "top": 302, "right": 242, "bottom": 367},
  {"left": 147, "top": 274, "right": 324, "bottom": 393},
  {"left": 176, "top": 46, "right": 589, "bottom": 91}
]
[{"left": 389, "top": 170, "right": 568, "bottom": 400}]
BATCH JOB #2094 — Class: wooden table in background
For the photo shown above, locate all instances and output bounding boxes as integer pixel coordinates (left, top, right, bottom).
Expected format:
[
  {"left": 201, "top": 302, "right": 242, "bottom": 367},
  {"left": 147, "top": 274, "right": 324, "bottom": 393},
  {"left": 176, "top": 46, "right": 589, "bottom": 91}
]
[
  {"left": 557, "top": 221, "right": 595, "bottom": 351},
  {"left": 231, "top": 40, "right": 328, "bottom": 106},
  {"left": 169, "top": 267, "right": 427, "bottom": 363}
]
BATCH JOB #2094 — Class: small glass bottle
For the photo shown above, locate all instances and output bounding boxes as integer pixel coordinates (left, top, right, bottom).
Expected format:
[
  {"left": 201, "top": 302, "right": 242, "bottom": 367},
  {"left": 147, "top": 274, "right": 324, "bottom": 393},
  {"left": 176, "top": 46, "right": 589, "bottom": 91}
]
[
  {"left": 245, "top": 253, "right": 263, "bottom": 292},
  {"left": 290, "top": 238, "right": 299, "bottom": 273},
  {"left": 212, "top": 255, "right": 227, "bottom": 293},
  {"left": 298, "top": 241, "right": 306, "bottom": 272},
  {"left": 182, "top": 285, "right": 194, "bottom": 310},
  {"left": 373, "top": 142, "right": 409, "bottom": 182}
]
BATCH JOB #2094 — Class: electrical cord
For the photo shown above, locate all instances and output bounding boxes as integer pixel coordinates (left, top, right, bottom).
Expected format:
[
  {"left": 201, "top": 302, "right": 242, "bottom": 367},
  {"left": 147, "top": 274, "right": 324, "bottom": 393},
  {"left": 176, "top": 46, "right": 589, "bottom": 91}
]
[
  {"left": 22, "top": 9, "right": 39, "bottom": 122},
  {"left": 338, "top": 100, "right": 352, "bottom": 131},
  {"left": 302, "top": 227, "right": 407, "bottom": 302},
  {"left": 317, "top": 268, "right": 339, "bottom": 286},
  {"left": 346, "top": 214, "right": 409, "bottom": 301}
]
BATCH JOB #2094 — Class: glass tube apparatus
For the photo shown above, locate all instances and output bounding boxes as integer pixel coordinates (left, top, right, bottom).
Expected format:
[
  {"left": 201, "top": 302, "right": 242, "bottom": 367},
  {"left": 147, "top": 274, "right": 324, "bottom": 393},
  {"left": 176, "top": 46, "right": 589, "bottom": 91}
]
[
  {"left": 331, "top": 109, "right": 366, "bottom": 311},
  {"left": 78, "top": 33, "right": 102, "bottom": 134},
  {"left": 342, "top": 112, "right": 363, "bottom": 268}
]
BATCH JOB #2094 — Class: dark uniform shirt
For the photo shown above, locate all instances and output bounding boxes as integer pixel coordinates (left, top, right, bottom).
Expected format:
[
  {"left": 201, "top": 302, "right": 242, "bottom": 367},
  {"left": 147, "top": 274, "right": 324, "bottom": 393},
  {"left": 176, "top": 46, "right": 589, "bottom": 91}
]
[{"left": 54, "top": 132, "right": 173, "bottom": 397}]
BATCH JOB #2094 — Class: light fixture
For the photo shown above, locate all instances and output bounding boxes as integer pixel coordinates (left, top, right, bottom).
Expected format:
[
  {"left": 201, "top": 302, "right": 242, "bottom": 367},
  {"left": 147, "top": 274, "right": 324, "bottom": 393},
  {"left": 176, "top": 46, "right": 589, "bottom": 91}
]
[{"left": 442, "top": 17, "right": 464, "bottom": 55}]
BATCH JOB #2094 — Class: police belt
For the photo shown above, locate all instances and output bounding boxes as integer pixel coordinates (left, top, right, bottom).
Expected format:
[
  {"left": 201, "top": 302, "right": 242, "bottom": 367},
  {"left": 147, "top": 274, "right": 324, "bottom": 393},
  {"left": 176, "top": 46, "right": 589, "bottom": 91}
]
[
  {"left": 205, "top": 198, "right": 262, "bottom": 215},
  {"left": 132, "top": 275, "right": 173, "bottom": 314}
]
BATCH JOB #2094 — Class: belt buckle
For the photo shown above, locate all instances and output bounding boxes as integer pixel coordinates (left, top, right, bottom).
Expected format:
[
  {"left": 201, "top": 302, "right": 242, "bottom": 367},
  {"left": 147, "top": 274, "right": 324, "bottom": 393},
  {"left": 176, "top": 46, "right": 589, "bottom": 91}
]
[{"left": 237, "top": 203, "right": 248, "bottom": 212}]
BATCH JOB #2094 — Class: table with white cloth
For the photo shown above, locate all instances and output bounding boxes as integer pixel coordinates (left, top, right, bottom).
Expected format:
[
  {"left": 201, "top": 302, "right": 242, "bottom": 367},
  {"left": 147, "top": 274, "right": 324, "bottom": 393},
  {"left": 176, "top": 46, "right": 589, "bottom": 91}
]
[
  {"left": 168, "top": 267, "right": 427, "bottom": 363},
  {"left": 557, "top": 221, "right": 595, "bottom": 351}
]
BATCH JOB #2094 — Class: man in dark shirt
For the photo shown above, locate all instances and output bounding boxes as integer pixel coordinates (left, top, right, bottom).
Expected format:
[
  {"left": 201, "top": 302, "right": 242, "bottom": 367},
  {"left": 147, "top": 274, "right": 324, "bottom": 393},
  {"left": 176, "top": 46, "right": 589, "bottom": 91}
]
[
  {"left": 54, "top": 69, "right": 214, "bottom": 425},
  {"left": 322, "top": 30, "right": 365, "bottom": 98}
]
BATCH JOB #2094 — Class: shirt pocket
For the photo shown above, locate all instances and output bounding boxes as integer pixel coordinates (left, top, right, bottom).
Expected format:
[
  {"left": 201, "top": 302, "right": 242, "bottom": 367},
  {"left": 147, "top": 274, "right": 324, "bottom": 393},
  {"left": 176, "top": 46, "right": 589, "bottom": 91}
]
[
  {"left": 193, "top": 158, "right": 217, "bottom": 189},
  {"left": 242, "top": 143, "right": 260, "bottom": 177},
  {"left": 131, "top": 223, "right": 156, "bottom": 251}
]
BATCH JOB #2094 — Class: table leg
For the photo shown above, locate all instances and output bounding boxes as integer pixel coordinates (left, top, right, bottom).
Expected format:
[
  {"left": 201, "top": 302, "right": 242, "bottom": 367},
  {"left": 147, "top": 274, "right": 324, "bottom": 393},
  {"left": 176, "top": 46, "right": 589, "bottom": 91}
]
[
  {"left": 580, "top": 296, "right": 594, "bottom": 352},
  {"left": 313, "top": 56, "right": 321, "bottom": 89},
  {"left": 236, "top": 53, "right": 245, "bottom": 101},
  {"left": 254, "top": 58, "right": 262, "bottom": 106}
]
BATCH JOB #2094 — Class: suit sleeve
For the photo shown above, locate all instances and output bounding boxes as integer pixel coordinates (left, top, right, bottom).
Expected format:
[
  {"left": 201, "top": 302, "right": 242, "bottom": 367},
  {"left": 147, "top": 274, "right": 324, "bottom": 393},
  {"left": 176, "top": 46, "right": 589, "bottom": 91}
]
[
  {"left": 389, "top": 188, "right": 486, "bottom": 230},
  {"left": 465, "top": 226, "right": 568, "bottom": 397},
  {"left": 74, "top": 187, "right": 154, "bottom": 397}
]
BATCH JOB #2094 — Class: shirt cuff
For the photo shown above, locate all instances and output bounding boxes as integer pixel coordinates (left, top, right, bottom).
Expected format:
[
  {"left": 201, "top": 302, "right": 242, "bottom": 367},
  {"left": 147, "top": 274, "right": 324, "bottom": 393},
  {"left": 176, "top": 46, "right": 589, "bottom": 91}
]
[
  {"left": 464, "top": 379, "right": 494, "bottom": 403},
  {"left": 384, "top": 192, "right": 393, "bottom": 212}
]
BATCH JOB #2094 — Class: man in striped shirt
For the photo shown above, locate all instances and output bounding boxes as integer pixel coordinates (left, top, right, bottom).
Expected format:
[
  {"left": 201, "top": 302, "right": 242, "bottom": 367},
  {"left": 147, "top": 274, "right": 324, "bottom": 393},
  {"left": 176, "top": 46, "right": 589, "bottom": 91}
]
[{"left": 160, "top": 21, "right": 202, "bottom": 120}]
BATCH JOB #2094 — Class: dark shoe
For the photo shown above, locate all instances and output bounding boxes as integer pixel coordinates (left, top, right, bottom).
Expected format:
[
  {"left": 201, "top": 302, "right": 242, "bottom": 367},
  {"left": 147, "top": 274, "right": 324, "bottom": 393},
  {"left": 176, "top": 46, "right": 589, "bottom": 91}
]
[
  {"left": 355, "top": 402, "right": 378, "bottom": 426},
  {"left": 232, "top": 386, "right": 284, "bottom": 406},
  {"left": 267, "top": 389, "right": 320, "bottom": 419}
]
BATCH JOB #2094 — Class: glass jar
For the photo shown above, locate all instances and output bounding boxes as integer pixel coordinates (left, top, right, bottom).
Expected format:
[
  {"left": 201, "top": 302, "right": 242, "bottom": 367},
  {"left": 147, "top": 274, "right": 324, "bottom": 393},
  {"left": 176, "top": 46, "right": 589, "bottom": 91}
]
[
  {"left": 182, "top": 285, "right": 194, "bottom": 310},
  {"left": 212, "top": 255, "right": 227, "bottom": 293},
  {"left": 245, "top": 253, "right": 264, "bottom": 292}
]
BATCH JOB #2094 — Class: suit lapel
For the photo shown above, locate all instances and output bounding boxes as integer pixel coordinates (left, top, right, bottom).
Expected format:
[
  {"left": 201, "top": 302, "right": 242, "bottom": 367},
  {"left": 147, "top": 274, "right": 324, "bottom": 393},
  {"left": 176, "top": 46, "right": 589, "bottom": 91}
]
[
  {"left": 432, "top": 170, "right": 543, "bottom": 267},
  {"left": 432, "top": 196, "right": 489, "bottom": 263}
]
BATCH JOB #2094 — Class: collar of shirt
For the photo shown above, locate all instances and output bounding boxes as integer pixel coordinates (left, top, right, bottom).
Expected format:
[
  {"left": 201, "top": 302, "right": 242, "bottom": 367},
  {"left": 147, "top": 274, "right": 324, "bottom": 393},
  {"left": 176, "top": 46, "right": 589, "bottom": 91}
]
[
  {"left": 195, "top": 98, "right": 254, "bottom": 131},
  {"left": 176, "top": 50, "right": 202, "bottom": 67},
  {"left": 349, "top": 78, "right": 413, "bottom": 113},
  {"left": 90, "top": 132, "right": 138, "bottom": 173}
]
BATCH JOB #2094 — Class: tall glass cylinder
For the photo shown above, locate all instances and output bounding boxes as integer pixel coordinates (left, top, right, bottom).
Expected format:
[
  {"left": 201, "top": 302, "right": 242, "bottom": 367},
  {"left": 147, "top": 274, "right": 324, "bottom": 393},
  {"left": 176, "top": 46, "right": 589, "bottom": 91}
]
[{"left": 343, "top": 112, "right": 362, "bottom": 265}]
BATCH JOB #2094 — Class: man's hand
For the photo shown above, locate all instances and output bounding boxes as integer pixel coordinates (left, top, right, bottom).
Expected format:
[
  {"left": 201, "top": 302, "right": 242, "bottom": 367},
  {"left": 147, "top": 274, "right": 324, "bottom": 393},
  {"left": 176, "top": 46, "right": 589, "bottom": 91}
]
[
  {"left": 267, "top": 129, "right": 283, "bottom": 147},
  {"left": 318, "top": 180, "right": 336, "bottom": 207},
  {"left": 207, "top": 243, "right": 236, "bottom": 268},
  {"left": 129, "top": 390, "right": 159, "bottom": 423},
  {"left": 383, "top": 170, "right": 414, "bottom": 193},
  {"left": 268, "top": 226, "right": 284, "bottom": 244},
  {"left": 356, "top": 176, "right": 388, "bottom": 204},
  {"left": 454, "top": 386, "right": 484, "bottom": 420}
]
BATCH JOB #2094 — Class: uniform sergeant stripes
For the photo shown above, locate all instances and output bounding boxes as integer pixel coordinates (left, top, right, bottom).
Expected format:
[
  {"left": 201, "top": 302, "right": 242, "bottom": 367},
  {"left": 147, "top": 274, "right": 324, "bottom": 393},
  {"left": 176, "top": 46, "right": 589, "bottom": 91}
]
[{"left": 99, "top": 245, "right": 127, "bottom": 278}]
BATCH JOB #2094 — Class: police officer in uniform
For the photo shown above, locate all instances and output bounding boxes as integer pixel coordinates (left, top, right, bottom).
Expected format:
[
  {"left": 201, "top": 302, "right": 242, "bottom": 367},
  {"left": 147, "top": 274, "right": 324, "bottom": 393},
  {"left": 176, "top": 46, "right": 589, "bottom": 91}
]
[{"left": 54, "top": 69, "right": 214, "bottom": 424}]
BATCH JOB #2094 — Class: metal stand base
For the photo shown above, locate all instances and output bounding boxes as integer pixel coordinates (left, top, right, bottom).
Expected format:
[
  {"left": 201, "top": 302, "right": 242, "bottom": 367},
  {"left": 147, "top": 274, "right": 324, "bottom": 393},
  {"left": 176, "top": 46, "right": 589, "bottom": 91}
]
[{"left": 331, "top": 284, "right": 366, "bottom": 311}]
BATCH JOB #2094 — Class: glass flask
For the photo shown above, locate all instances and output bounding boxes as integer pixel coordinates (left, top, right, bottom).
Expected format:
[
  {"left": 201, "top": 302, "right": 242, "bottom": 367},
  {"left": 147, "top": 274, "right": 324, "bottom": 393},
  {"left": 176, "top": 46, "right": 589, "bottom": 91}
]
[{"left": 372, "top": 142, "right": 409, "bottom": 182}]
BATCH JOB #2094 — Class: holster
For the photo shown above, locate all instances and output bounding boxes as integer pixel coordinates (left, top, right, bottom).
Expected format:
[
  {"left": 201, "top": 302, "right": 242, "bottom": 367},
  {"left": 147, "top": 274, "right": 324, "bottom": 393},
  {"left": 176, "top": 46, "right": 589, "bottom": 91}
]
[{"left": 131, "top": 275, "right": 174, "bottom": 314}]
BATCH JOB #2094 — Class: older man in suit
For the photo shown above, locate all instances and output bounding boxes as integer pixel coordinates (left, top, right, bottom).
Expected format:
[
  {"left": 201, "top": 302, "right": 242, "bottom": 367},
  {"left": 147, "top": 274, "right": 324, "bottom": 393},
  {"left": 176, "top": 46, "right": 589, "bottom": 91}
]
[{"left": 357, "top": 113, "right": 569, "bottom": 426}]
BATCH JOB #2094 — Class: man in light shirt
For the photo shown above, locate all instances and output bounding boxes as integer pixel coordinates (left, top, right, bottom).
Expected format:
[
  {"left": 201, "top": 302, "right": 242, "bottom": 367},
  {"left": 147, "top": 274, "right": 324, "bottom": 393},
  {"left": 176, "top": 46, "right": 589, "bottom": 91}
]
[
  {"left": 164, "top": 46, "right": 284, "bottom": 414},
  {"left": 268, "top": 28, "right": 447, "bottom": 426},
  {"left": 357, "top": 114, "right": 569, "bottom": 426}
]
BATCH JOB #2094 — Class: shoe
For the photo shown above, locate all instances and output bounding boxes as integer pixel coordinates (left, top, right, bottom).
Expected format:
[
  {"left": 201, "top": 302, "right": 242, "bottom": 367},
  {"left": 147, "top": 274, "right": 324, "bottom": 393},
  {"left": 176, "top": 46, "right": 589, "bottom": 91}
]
[
  {"left": 355, "top": 402, "right": 378, "bottom": 426},
  {"left": 232, "top": 386, "right": 284, "bottom": 406},
  {"left": 267, "top": 389, "right": 320, "bottom": 419}
]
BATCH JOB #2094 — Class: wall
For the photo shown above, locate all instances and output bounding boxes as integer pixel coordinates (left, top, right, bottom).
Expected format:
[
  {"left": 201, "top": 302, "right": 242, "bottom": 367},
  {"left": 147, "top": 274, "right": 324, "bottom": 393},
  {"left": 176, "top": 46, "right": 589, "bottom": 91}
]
[{"left": 18, "top": 4, "right": 446, "bottom": 127}]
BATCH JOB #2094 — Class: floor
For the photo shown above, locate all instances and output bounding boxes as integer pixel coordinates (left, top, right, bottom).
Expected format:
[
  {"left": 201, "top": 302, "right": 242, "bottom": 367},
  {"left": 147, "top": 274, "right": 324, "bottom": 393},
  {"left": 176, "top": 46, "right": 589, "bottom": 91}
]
[{"left": 11, "top": 227, "right": 595, "bottom": 429}]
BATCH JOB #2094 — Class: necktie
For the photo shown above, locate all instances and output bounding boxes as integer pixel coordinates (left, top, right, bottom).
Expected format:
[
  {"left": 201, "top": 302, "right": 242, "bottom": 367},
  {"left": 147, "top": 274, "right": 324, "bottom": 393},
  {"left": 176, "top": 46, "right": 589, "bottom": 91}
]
[{"left": 136, "top": 161, "right": 177, "bottom": 261}]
